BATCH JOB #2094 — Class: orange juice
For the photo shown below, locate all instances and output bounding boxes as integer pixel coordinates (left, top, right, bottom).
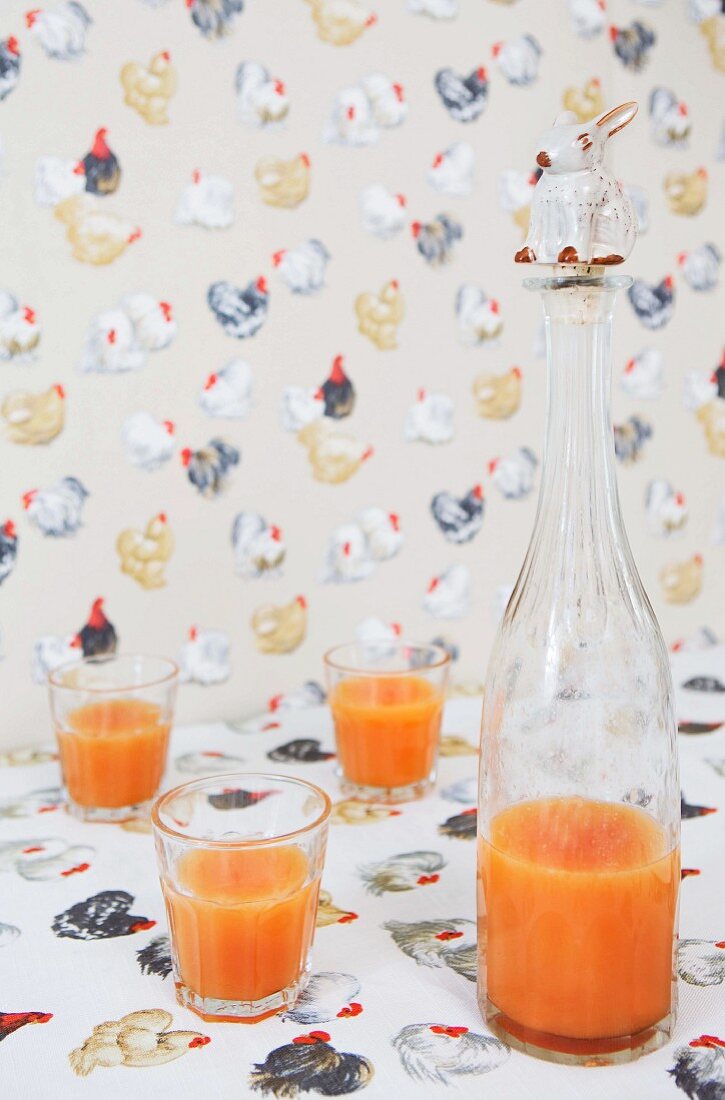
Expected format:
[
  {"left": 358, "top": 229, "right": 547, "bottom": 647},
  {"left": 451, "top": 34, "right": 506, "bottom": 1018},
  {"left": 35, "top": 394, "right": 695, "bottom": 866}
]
[
  {"left": 163, "top": 845, "right": 318, "bottom": 1008},
  {"left": 479, "top": 797, "right": 679, "bottom": 1044},
  {"left": 57, "top": 698, "right": 170, "bottom": 809},
  {"left": 330, "top": 674, "right": 443, "bottom": 788}
]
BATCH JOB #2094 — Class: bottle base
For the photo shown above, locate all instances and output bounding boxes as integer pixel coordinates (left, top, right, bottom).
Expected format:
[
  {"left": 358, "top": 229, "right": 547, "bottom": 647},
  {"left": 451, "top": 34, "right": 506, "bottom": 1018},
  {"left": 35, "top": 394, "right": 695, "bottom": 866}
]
[
  {"left": 337, "top": 769, "right": 435, "bottom": 804},
  {"left": 482, "top": 996, "right": 675, "bottom": 1067},
  {"left": 173, "top": 970, "right": 309, "bottom": 1024}
]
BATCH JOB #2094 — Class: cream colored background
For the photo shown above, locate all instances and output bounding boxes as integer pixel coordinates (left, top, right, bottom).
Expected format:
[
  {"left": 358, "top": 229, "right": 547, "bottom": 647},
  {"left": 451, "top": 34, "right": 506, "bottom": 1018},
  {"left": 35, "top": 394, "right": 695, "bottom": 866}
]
[{"left": 0, "top": 0, "right": 722, "bottom": 748}]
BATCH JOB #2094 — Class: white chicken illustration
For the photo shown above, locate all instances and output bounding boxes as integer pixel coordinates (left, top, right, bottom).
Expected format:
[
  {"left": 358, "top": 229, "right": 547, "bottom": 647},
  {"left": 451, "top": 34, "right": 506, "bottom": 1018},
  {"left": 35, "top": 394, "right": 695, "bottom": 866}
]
[
  {"left": 26, "top": 2, "right": 92, "bottom": 61},
  {"left": 325, "top": 74, "right": 406, "bottom": 145},
  {"left": 282, "top": 972, "right": 362, "bottom": 1025},
  {"left": 649, "top": 86, "right": 691, "bottom": 147},
  {"left": 198, "top": 360, "right": 254, "bottom": 419},
  {"left": 678, "top": 243, "right": 721, "bottom": 292},
  {"left": 423, "top": 564, "right": 471, "bottom": 619},
  {"left": 392, "top": 1023, "right": 509, "bottom": 1085},
  {"left": 567, "top": 0, "right": 607, "bottom": 38},
  {"left": 682, "top": 369, "right": 718, "bottom": 412},
  {"left": 489, "top": 447, "right": 538, "bottom": 500},
  {"left": 0, "top": 836, "right": 94, "bottom": 880},
  {"left": 408, "top": 0, "right": 458, "bottom": 17},
  {"left": 175, "top": 169, "right": 234, "bottom": 230},
  {"left": 456, "top": 286, "right": 502, "bottom": 346},
  {"left": 322, "top": 509, "right": 401, "bottom": 584},
  {"left": 359, "top": 851, "right": 445, "bottom": 895},
  {"left": 492, "top": 35, "right": 542, "bottom": 86},
  {"left": 441, "top": 776, "right": 477, "bottom": 804},
  {"left": 492, "top": 582, "right": 514, "bottom": 623},
  {"left": 354, "top": 617, "right": 402, "bottom": 658},
  {"left": 273, "top": 240, "right": 330, "bottom": 295},
  {"left": 383, "top": 917, "right": 476, "bottom": 981},
  {"left": 279, "top": 386, "right": 325, "bottom": 432},
  {"left": 497, "top": 169, "right": 538, "bottom": 234},
  {"left": 645, "top": 480, "right": 688, "bottom": 536},
  {"left": 69, "top": 1009, "right": 210, "bottom": 1075},
  {"left": 620, "top": 347, "right": 664, "bottom": 400},
  {"left": 235, "top": 61, "right": 289, "bottom": 128},
  {"left": 178, "top": 627, "right": 231, "bottom": 685},
  {"left": 175, "top": 750, "right": 247, "bottom": 775},
  {"left": 31, "top": 633, "right": 82, "bottom": 684},
  {"left": 427, "top": 142, "right": 474, "bottom": 196},
  {"left": 0, "top": 291, "right": 41, "bottom": 360},
  {"left": 358, "top": 184, "right": 407, "bottom": 239},
  {"left": 404, "top": 390, "right": 454, "bottom": 445},
  {"left": 678, "top": 939, "right": 725, "bottom": 986},
  {"left": 34, "top": 156, "right": 86, "bottom": 207},
  {"left": 121, "top": 412, "right": 175, "bottom": 471},
  {"left": 231, "top": 512, "right": 285, "bottom": 578},
  {"left": 79, "top": 295, "right": 175, "bottom": 373},
  {"left": 267, "top": 681, "right": 326, "bottom": 714},
  {"left": 23, "top": 478, "right": 89, "bottom": 537}
]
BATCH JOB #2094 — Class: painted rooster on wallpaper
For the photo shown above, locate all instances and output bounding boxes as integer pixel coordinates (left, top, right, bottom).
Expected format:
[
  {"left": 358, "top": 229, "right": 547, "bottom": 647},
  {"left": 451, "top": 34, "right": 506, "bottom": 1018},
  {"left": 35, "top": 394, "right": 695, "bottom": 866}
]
[{"left": 207, "top": 278, "right": 268, "bottom": 339}]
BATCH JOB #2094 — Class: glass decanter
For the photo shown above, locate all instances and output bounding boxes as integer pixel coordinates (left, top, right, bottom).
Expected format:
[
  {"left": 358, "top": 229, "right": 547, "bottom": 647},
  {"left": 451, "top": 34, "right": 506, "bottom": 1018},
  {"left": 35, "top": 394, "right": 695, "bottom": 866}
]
[{"left": 477, "top": 270, "right": 680, "bottom": 1065}]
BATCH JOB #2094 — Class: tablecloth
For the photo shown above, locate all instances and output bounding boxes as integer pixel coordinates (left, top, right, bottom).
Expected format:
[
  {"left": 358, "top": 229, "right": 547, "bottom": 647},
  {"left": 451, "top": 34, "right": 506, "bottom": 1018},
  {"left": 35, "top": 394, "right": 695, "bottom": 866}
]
[{"left": 2, "top": 647, "right": 724, "bottom": 1100}]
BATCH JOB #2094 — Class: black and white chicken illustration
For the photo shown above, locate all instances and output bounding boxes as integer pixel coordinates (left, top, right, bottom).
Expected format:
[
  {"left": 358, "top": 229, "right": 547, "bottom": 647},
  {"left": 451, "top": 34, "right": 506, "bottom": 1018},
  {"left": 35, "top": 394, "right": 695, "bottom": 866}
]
[
  {"left": 207, "top": 277, "right": 268, "bottom": 339},
  {"left": 438, "top": 808, "right": 477, "bottom": 840},
  {"left": 609, "top": 21, "right": 656, "bottom": 71},
  {"left": 681, "top": 793, "right": 717, "bottom": 819},
  {"left": 678, "top": 940, "right": 725, "bottom": 987},
  {"left": 137, "top": 934, "right": 172, "bottom": 979},
  {"left": 360, "top": 851, "right": 446, "bottom": 895},
  {"left": 679, "top": 244, "right": 721, "bottom": 293},
  {"left": 383, "top": 918, "right": 476, "bottom": 981},
  {"left": 441, "top": 776, "right": 477, "bottom": 804},
  {"left": 434, "top": 66, "right": 488, "bottom": 123},
  {"left": 52, "top": 891, "right": 156, "bottom": 940},
  {"left": 0, "top": 786, "right": 63, "bottom": 818},
  {"left": 207, "top": 787, "right": 277, "bottom": 810},
  {"left": 249, "top": 1031, "right": 374, "bottom": 1097},
  {"left": 649, "top": 87, "right": 691, "bottom": 148},
  {"left": 412, "top": 215, "right": 463, "bottom": 267},
  {"left": 282, "top": 972, "right": 362, "bottom": 1025},
  {"left": 181, "top": 438, "right": 240, "bottom": 498},
  {"left": 0, "top": 36, "right": 20, "bottom": 102},
  {"left": 430, "top": 485, "right": 483, "bottom": 544},
  {"left": 668, "top": 1035, "right": 725, "bottom": 1100},
  {"left": 683, "top": 675, "right": 725, "bottom": 693},
  {"left": 317, "top": 355, "right": 355, "bottom": 419},
  {"left": 628, "top": 276, "right": 675, "bottom": 330},
  {"left": 188, "top": 0, "right": 245, "bottom": 40},
  {"left": 614, "top": 415, "right": 653, "bottom": 464},
  {"left": 267, "top": 738, "right": 335, "bottom": 764},
  {"left": 0, "top": 520, "right": 18, "bottom": 586},
  {"left": 392, "top": 1023, "right": 509, "bottom": 1085}
]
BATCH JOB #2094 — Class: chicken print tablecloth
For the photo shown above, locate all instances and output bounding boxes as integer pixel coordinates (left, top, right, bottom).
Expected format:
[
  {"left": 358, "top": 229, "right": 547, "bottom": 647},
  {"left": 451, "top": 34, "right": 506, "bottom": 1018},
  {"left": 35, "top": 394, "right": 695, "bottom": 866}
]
[{"left": 2, "top": 649, "right": 725, "bottom": 1100}]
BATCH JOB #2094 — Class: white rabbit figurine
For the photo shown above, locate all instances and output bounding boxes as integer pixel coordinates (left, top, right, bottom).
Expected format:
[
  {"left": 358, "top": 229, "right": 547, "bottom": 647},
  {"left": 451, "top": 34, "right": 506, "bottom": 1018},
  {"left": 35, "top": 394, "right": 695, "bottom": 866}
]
[{"left": 515, "top": 102, "right": 638, "bottom": 266}]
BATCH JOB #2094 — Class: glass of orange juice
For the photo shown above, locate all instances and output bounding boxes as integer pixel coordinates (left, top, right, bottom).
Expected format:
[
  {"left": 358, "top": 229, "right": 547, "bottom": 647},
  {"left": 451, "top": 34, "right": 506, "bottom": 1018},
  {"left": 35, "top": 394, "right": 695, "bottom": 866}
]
[
  {"left": 152, "top": 773, "right": 330, "bottom": 1022},
  {"left": 49, "top": 654, "right": 178, "bottom": 823},
  {"left": 325, "top": 641, "right": 450, "bottom": 803}
]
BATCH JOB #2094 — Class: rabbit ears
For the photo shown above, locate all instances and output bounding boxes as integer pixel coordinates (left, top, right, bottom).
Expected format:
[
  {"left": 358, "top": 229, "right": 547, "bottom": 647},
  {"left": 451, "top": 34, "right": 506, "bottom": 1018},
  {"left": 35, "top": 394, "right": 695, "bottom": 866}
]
[{"left": 595, "top": 101, "right": 638, "bottom": 138}]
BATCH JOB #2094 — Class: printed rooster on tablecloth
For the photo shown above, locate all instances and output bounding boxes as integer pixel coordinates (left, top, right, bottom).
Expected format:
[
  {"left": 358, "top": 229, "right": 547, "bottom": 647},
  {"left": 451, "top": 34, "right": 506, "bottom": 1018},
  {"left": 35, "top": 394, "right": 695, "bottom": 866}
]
[
  {"left": 0, "top": 1010, "right": 53, "bottom": 1043},
  {"left": 52, "top": 891, "right": 156, "bottom": 940},
  {"left": 249, "top": 1030, "right": 373, "bottom": 1096},
  {"left": 69, "top": 1009, "right": 210, "bottom": 1075}
]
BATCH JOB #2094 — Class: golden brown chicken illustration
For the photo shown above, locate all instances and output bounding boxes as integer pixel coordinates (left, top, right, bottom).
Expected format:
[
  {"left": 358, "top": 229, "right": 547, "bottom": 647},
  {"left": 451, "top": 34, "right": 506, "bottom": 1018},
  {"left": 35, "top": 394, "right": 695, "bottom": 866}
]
[
  {"left": 69, "top": 1009, "right": 210, "bottom": 1076},
  {"left": 251, "top": 595, "right": 307, "bottom": 655},
  {"left": 562, "top": 77, "right": 603, "bottom": 123},
  {"left": 700, "top": 14, "right": 725, "bottom": 72},
  {"left": 55, "top": 195, "right": 142, "bottom": 265},
  {"left": 317, "top": 889, "right": 358, "bottom": 927},
  {"left": 116, "top": 512, "right": 174, "bottom": 589},
  {"left": 697, "top": 399, "right": 725, "bottom": 456},
  {"left": 120, "top": 49, "right": 177, "bottom": 125},
  {"left": 660, "top": 554, "right": 703, "bottom": 605},
  {"left": 254, "top": 153, "right": 310, "bottom": 209},
  {"left": 305, "top": 0, "right": 376, "bottom": 46},
  {"left": 298, "top": 419, "right": 373, "bottom": 484},
  {"left": 354, "top": 279, "right": 405, "bottom": 350},
  {"left": 472, "top": 366, "right": 522, "bottom": 420},
  {"left": 331, "top": 800, "right": 401, "bottom": 826},
  {"left": 2, "top": 383, "right": 65, "bottom": 445},
  {"left": 664, "top": 168, "right": 708, "bottom": 217},
  {"left": 439, "top": 734, "right": 477, "bottom": 758}
]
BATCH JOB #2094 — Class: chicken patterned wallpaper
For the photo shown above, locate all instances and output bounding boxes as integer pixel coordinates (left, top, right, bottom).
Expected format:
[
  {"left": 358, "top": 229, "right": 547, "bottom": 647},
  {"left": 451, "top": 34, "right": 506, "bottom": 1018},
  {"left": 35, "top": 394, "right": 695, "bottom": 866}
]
[{"left": 0, "top": 0, "right": 722, "bottom": 746}]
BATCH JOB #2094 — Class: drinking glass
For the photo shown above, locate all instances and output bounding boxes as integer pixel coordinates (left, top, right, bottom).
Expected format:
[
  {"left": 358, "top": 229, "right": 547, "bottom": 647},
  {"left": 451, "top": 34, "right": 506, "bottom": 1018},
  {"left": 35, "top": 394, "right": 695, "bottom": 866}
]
[
  {"left": 152, "top": 773, "right": 331, "bottom": 1023},
  {"left": 49, "top": 654, "right": 178, "bottom": 823},
  {"left": 325, "top": 641, "right": 451, "bottom": 803}
]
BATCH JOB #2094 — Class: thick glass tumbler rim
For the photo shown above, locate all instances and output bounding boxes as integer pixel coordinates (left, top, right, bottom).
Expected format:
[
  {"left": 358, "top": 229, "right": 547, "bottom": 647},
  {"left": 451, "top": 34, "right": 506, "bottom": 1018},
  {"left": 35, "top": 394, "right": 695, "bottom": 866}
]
[
  {"left": 324, "top": 640, "right": 451, "bottom": 674},
  {"left": 48, "top": 653, "right": 179, "bottom": 692},
  {"left": 152, "top": 772, "right": 332, "bottom": 848}
]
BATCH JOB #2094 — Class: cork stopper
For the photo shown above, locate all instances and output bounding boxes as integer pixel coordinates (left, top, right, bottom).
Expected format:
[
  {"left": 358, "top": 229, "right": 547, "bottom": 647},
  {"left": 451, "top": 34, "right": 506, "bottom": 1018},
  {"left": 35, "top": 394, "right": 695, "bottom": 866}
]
[{"left": 514, "top": 102, "right": 638, "bottom": 269}]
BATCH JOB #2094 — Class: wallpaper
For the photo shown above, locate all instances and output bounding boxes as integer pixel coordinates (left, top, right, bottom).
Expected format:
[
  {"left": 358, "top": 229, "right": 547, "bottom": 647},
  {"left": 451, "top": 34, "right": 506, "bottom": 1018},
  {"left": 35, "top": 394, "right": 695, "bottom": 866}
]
[{"left": 0, "top": 0, "right": 722, "bottom": 747}]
